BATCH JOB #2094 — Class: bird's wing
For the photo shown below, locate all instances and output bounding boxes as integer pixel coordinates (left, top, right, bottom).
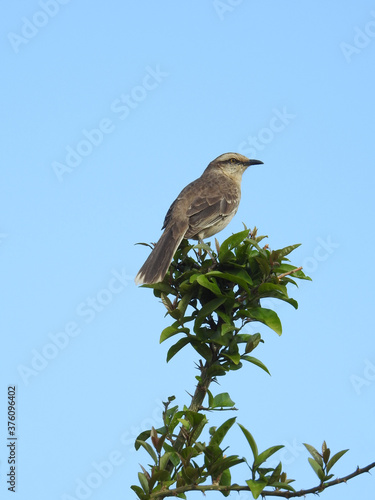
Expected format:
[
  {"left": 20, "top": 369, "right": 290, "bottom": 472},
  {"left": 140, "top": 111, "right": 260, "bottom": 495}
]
[
  {"left": 185, "top": 189, "right": 239, "bottom": 238},
  {"left": 162, "top": 176, "right": 240, "bottom": 236}
]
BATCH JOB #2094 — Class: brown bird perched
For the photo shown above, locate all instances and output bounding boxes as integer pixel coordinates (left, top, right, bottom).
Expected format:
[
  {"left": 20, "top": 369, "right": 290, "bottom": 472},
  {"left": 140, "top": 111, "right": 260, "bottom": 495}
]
[{"left": 135, "top": 152, "right": 263, "bottom": 285}]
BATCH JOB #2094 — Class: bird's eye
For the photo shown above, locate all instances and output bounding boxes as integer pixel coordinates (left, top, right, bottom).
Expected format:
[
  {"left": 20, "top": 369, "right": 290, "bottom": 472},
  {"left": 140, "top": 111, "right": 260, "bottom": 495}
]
[{"left": 230, "top": 158, "right": 236, "bottom": 164}]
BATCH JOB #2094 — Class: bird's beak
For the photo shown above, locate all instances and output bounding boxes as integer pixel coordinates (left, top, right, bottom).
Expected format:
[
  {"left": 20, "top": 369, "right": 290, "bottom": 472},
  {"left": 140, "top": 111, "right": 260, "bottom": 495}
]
[{"left": 246, "top": 159, "right": 263, "bottom": 166}]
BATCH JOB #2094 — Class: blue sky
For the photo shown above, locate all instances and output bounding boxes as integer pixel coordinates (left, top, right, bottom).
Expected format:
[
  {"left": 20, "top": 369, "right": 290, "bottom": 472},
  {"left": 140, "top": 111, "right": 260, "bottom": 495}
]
[{"left": 1, "top": 1, "right": 374, "bottom": 499}]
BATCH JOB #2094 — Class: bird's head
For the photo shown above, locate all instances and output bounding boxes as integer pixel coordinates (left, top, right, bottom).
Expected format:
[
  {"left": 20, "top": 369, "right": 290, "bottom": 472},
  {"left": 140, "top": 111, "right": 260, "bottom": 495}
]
[{"left": 207, "top": 152, "right": 263, "bottom": 179}]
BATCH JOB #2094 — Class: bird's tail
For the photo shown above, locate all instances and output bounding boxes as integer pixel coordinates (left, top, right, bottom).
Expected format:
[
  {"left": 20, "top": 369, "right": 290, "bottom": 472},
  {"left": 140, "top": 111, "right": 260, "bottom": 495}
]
[{"left": 135, "top": 225, "right": 186, "bottom": 285}]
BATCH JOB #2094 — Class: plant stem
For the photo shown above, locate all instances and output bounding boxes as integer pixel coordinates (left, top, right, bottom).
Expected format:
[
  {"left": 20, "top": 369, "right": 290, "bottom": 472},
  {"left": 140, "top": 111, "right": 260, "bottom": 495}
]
[{"left": 165, "top": 358, "right": 213, "bottom": 474}]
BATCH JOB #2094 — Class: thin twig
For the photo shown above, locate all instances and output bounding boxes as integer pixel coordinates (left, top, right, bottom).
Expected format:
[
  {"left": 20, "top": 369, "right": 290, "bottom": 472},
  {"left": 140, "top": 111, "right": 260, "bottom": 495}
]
[
  {"left": 277, "top": 266, "right": 303, "bottom": 279},
  {"left": 261, "top": 461, "right": 375, "bottom": 497},
  {"left": 199, "top": 406, "right": 238, "bottom": 411}
]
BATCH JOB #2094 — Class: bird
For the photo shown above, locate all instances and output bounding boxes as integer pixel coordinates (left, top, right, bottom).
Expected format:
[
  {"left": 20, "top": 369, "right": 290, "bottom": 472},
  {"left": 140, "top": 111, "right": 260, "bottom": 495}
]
[{"left": 135, "top": 152, "right": 263, "bottom": 285}]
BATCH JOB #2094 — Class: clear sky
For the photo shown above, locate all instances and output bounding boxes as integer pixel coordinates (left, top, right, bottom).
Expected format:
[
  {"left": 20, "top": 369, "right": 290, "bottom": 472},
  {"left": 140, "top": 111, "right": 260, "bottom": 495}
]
[{"left": 1, "top": 1, "right": 374, "bottom": 499}]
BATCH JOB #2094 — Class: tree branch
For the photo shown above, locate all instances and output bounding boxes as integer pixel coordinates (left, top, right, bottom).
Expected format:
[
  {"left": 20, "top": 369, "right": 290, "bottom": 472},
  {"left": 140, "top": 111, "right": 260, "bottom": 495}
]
[
  {"left": 164, "top": 357, "right": 214, "bottom": 473},
  {"left": 151, "top": 461, "right": 375, "bottom": 499}
]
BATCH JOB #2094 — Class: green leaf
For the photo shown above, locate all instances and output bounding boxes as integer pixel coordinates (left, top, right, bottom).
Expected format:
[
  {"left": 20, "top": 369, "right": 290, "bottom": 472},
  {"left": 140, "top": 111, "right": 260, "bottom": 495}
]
[
  {"left": 166, "top": 337, "right": 191, "bottom": 362},
  {"left": 303, "top": 443, "right": 323, "bottom": 467},
  {"left": 177, "top": 290, "right": 195, "bottom": 316},
  {"left": 308, "top": 457, "right": 325, "bottom": 482},
  {"left": 326, "top": 449, "right": 349, "bottom": 473},
  {"left": 219, "top": 229, "right": 250, "bottom": 260},
  {"left": 168, "top": 308, "right": 182, "bottom": 320},
  {"left": 163, "top": 443, "right": 181, "bottom": 467},
  {"left": 234, "top": 333, "right": 253, "bottom": 343},
  {"left": 160, "top": 325, "right": 190, "bottom": 343},
  {"left": 206, "top": 270, "right": 253, "bottom": 290},
  {"left": 196, "top": 274, "right": 223, "bottom": 296},
  {"left": 135, "top": 430, "right": 151, "bottom": 448},
  {"left": 193, "top": 241, "right": 213, "bottom": 253},
  {"left": 322, "top": 440, "right": 327, "bottom": 453},
  {"left": 138, "top": 472, "right": 149, "bottom": 493},
  {"left": 210, "top": 393, "right": 235, "bottom": 409},
  {"left": 271, "top": 243, "right": 301, "bottom": 261},
  {"left": 271, "top": 482, "right": 296, "bottom": 492},
  {"left": 244, "top": 307, "right": 282, "bottom": 335},
  {"left": 322, "top": 442, "right": 330, "bottom": 465},
  {"left": 245, "top": 333, "right": 262, "bottom": 353},
  {"left": 241, "top": 356, "right": 270, "bottom": 375},
  {"left": 216, "top": 310, "right": 232, "bottom": 324},
  {"left": 221, "top": 360, "right": 242, "bottom": 372},
  {"left": 254, "top": 445, "right": 283, "bottom": 469},
  {"left": 159, "top": 452, "right": 173, "bottom": 470},
  {"left": 194, "top": 297, "right": 226, "bottom": 330},
  {"left": 247, "top": 237, "right": 264, "bottom": 251},
  {"left": 149, "top": 470, "right": 171, "bottom": 487},
  {"left": 238, "top": 424, "right": 258, "bottom": 460},
  {"left": 163, "top": 403, "right": 178, "bottom": 426},
  {"left": 255, "top": 255, "right": 271, "bottom": 276},
  {"left": 183, "top": 410, "right": 206, "bottom": 427},
  {"left": 256, "top": 283, "right": 298, "bottom": 309},
  {"left": 222, "top": 352, "right": 241, "bottom": 365},
  {"left": 246, "top": 479, "right": 267, "bottom": 498},
  {"left": 280, "top": 297, "right": 299, "bottom": 309},
  {"left": 209, "top": 455, "right": 244, "bottom": 477},
  {"left": 181, "top": 411, "right": 207, "bottom": 445},
  {"left": 190, "top": 422, "right": 208, "bottom": 445},
  {"left": 258, "top": 283, "right": 288, "bottom": 296},
  {"left": 219, "top": 468, "right": 231, "bottom": 495},
  {"left": 135, "top": 440, "right": 158, "bottom": 464},
  {"left": 189, "top": 339, "right": 213, "bottom": 361},
  {"left": 178, "top": 418, "right": 190, "bottom": 430},
  {"left": 130, "top": 484, "right": 146, "bottom": 499},
  {"left": 181, "top": 464, "right": 201, "bottom": 483},
  {"left": 206, "top": 364, "right": 227, "bottom": 378},
  {"left": 207, "top": 389, "right": 213, "bottom": 407},
  {"left": 210, "top": 417, "right": 236, "bottom": 446},
  {"left": 204, "top": 443, "right": 223, "bottom": 464},
  {"left": 221, "top": 323, "right": 237, "bottom": 336},
  {"left": 282, "top": 277, "right": 298, "bottom": 287},
  {"left": 268, "top": 461, "right": 282, "bottom": 485}
]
